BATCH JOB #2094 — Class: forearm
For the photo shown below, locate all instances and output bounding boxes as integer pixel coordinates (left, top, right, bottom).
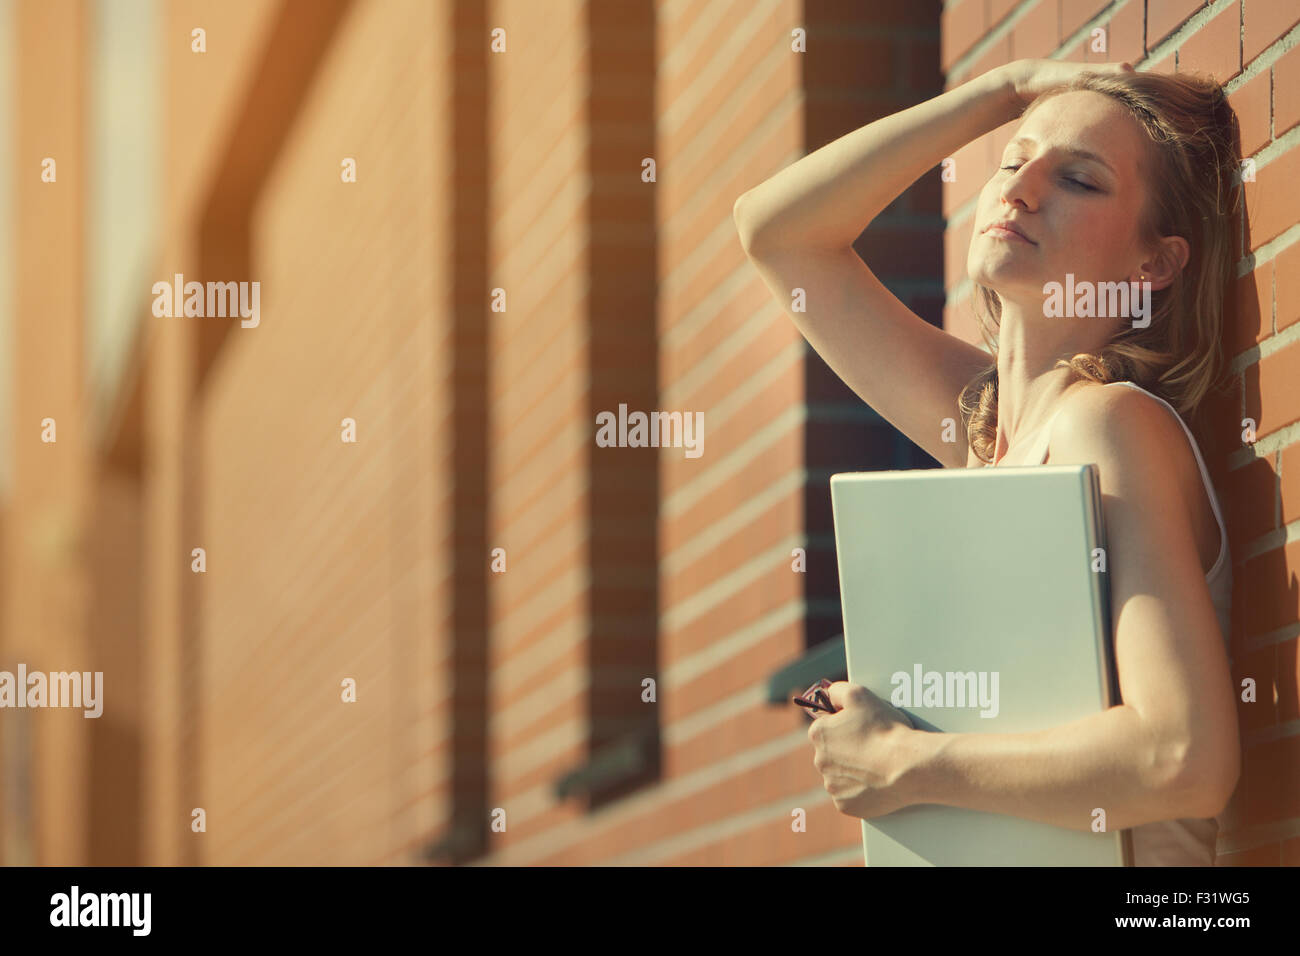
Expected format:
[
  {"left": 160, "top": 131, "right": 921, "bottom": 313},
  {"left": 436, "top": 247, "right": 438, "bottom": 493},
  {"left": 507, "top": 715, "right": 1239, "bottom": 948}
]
[
  {"left": 735, "top": 65, "right": 1020, "bottom": 253},
  {"left": 896, "top": 704, "right": 1207, "bottom": 832}
]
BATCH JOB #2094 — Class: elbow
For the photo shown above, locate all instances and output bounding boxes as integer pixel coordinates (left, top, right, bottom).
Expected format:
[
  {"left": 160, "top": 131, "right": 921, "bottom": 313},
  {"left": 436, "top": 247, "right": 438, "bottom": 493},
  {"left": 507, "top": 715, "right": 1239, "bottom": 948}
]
[
  {"left": 1157, "top": 735, "right": 1241, "bottom": 821},
  {"left": 1195, "top": 741, "right": 1242, "bottom": 819},
  {"left": 732, "top": 190, "right": 749, "bottom": 224},
  {"left": 733, "top": 190, "right": 761, "bottom": 256},
  {"left": 733, "top": 189, "right": 778, "bottom": 258},
  {"left": 733, "top": 190, "right": 852, "bottom": 256}
]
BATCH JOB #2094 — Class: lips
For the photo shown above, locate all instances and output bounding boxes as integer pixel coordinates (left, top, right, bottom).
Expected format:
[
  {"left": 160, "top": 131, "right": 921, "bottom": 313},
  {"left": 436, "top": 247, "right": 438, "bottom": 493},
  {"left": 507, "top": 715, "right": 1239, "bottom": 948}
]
[{"left": 985, "top": 220, "right": 1035, "bottom": 244}]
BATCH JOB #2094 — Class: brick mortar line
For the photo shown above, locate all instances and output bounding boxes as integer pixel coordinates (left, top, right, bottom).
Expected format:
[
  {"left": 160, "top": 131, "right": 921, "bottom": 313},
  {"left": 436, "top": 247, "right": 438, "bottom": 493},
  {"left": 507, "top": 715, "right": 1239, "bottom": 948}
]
[
  {"left": 661, "top": 404, "right": 804, "bottom": 518},
  {"left": 603, "top": 785, "right": 835, "bottom": 866},
  {"left": 1142, "top": 0, "right": 1239, "bottom": 70},
  {"left": 660, "top": 466, "right": 806, "bottom": 576},
  {"left": 662, "top": 596, "right": 823, "bottom": 688},
  {"left": 1242, "top": 717, "right": 1300, "bottom": 747},
  {"left": 1049, "top": 0, "right": 1131, "bottom": 64},
  {"left": 1230, "top": 305, "right": 1300, "bottom": 374},
  {"left": 1241, "top": 619, "right": 1300, "bottom": 654},
  {"left": 947, "top": 0, "right": 1044, "bottom": 81},
  {"left": 660, "top": 311, "right": 798, "bottom": 413},
  {"left": 660, "top": 531, "right": 814, "bottom": 634},
  {"left": 789, "top": 844, "right": 864, "bottom": 867},
  {"left": 1238, "top": 225, "right": 1300, "bottom": 286},
  {"left": 463, "top": 729, "right": 814, "bottom": 865},
  {"left": 1222, "top": 14, "right": 1300, "bottom": 94},
  {"left": 1237, "top": 514, "right": 1300, "bottom": 563}
]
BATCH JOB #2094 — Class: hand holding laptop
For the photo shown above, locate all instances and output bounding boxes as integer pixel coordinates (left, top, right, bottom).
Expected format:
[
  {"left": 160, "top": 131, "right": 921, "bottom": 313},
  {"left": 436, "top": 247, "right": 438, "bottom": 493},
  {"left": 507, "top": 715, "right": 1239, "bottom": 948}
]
[
  {"left": 794, "top": 678, "right": 916, "bottom": 730},
  {"left": 798, "top": 679, "right": 921, "bottom": 821}
]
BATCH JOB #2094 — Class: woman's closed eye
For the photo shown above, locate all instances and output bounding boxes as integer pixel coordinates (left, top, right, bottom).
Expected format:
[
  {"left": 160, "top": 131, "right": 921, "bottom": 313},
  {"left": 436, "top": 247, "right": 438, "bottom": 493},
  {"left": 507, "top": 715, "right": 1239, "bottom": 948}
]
[{"left": 998, "top": 163, "right": 1098, "bottom": 191}]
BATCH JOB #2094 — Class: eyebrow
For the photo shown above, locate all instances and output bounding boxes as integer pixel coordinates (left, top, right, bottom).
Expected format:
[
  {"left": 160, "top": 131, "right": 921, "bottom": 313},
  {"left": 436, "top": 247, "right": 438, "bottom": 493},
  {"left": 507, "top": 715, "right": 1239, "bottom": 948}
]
[{"left": 1007, "top": 136, "right": 1116, "bottom": 176}]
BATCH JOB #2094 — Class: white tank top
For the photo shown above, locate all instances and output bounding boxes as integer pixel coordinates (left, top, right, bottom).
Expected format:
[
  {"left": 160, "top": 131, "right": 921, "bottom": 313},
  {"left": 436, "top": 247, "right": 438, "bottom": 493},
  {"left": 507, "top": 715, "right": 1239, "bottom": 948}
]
[{"left": 986, "top": 380, "right": 1232, "bottom": 865}]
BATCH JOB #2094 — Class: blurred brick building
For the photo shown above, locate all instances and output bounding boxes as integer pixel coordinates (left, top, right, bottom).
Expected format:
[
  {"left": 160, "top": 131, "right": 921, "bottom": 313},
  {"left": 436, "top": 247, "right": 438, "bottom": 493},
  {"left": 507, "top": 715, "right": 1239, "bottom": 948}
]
[{"left": 0, "top": 0, "right": 1293, "bottom": 867}]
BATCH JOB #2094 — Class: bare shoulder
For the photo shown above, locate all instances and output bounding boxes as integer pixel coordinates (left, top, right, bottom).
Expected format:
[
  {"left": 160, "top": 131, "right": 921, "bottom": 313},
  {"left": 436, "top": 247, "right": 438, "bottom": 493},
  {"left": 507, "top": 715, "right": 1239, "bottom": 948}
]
[
  {"left": 1047, "top": 382, "right": 1210, "bottom": 549},
  {"left": 1048, "top": 383, "right": 1192, "bottom": 477}
]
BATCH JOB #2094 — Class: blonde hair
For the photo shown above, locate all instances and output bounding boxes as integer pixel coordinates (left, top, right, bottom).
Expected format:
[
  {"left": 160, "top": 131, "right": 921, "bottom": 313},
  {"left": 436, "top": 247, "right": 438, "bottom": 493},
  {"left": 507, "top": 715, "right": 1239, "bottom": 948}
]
[{"left": 959, "top": 69, "right": 1242, "bottom": 464}]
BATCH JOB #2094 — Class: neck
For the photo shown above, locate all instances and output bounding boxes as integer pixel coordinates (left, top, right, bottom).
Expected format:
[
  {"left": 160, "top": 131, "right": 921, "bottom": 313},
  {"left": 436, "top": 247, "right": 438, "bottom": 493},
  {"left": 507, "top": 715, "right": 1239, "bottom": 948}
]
[{"left": 992, "top": 298, "right": 1120, "bottom": 457}]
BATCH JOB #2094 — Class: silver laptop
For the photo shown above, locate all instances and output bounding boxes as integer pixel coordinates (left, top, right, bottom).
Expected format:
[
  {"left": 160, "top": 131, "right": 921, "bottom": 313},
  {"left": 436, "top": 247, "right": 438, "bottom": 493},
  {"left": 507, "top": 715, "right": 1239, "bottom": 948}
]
[{"left": 829, "top": 465, "right": 1130, "bottom": 866}]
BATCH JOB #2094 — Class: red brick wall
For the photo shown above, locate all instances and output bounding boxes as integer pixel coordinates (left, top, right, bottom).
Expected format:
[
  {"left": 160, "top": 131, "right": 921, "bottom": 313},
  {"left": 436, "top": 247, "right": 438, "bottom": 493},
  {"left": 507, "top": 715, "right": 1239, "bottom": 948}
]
[{"left": 939, "top": 0, "right": 1300, "bottom": 866}]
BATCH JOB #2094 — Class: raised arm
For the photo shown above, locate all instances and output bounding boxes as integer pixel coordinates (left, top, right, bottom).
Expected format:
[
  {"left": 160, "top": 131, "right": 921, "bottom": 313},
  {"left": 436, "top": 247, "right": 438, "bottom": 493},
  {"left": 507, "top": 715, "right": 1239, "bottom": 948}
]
[
  {"left": 733, "top": 66, "right": 1025, "bottom": 467},
  {"left": 734, "top": 66, "right": 1020, "bottom": 254}
]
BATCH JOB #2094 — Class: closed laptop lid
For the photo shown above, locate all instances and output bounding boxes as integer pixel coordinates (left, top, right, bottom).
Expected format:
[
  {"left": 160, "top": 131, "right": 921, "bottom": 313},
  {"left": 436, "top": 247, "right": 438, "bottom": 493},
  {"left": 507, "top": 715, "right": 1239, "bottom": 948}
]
[{"left": 829, "top": 465, "right": 1128, "bottom": 866}]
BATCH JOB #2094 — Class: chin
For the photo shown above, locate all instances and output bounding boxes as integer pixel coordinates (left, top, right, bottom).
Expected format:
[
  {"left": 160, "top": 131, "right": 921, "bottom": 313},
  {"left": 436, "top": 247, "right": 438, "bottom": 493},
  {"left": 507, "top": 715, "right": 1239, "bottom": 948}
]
[{"left": 968, "top": 261, "right": 1035, "bottom": 292}]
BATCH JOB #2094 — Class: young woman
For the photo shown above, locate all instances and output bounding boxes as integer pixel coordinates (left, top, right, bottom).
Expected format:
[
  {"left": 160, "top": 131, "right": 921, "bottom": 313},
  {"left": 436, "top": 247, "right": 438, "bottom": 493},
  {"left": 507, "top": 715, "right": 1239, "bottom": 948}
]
[{"left": 735, "top": 59, "right": 1243, "bottom": 865}]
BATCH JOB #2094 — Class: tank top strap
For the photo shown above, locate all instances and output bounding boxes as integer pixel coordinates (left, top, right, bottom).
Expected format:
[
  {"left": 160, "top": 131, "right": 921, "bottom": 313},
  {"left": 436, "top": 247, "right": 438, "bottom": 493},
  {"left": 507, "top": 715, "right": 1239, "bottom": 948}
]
[{"left": 1029, "top": 404, "right": 1070, "bottom": 463}]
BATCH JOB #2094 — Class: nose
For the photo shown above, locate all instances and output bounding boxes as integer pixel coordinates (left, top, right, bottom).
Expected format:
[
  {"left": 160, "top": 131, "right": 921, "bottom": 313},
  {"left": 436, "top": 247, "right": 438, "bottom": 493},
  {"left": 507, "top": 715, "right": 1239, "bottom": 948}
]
[{"left": 998, "top": 162, "right": 1041, "bottom": 211}]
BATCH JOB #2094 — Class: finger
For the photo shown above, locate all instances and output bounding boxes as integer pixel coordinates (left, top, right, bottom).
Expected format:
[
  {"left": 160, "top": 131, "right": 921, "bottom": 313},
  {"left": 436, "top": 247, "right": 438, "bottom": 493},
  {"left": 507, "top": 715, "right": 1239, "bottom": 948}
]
[{"left": 823, "top": 681, "right": 858, "bottom": 711}]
